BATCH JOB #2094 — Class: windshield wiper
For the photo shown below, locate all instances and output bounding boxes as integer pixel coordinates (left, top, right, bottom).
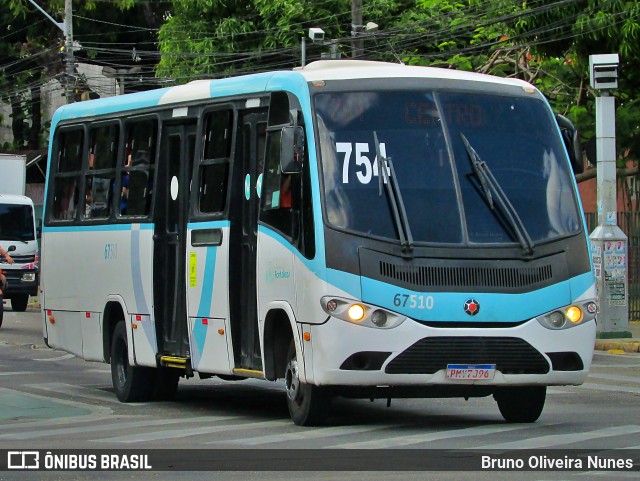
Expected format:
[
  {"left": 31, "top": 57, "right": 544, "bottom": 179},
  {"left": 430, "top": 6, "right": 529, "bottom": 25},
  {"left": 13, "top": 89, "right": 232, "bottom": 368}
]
[
  {"left": 460, "top": 133, "right": 535, "bottom": 255},
  {"left": 374, "top": 131, "right": 413, "bottom": 254}
]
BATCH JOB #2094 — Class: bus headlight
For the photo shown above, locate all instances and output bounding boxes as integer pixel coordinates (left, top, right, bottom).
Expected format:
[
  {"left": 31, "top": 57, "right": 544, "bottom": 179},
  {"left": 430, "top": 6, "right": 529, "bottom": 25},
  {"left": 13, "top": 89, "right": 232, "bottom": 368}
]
[
  {"left": 321, "top": 296, "right": 406, "bottom": 329},
  {"left": 537, "top": 301, "right": 596, "bottom": 330},
  {"left": 348, "top": 304, "right": 365, "bottom": 322},
  {"left": 565, "top": 306, "right": 583, "bottom": 324}
]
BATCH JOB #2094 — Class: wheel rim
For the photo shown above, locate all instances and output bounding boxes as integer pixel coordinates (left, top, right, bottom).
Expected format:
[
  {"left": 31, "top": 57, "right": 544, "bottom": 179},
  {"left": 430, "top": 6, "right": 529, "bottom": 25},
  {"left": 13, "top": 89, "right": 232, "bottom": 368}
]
[
  {"left": 285, "top": 358, "right": 301, "bottom": 403},
  {"left": 114, "top": 337, "right": 128, "bottom": 388}
]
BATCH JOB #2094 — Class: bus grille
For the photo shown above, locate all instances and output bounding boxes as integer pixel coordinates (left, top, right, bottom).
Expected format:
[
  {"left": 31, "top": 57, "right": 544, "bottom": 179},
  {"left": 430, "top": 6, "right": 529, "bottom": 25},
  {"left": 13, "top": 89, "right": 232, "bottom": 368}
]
[
  {"left": 379, "top": 262, "right": 552, "bottom": 289},
  {"left": 385, "top": 337, "right": 550, "bottom": 375}
]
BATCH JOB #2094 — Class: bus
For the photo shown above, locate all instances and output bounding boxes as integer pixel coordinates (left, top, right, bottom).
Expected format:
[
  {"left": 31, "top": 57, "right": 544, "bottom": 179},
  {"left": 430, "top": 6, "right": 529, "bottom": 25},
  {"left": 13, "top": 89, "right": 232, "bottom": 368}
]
[{"left": 41, "top": 60, "right": 596, "bottom": 426}]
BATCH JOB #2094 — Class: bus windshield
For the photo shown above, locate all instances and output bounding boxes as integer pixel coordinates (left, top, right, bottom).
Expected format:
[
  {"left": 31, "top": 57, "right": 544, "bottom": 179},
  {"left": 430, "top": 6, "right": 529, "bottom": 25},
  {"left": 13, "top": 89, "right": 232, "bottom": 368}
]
[
  {"left": 0, "top": 204, "right": 35, "bottom": 242},
  {"left": 315, "top": 89, "right": 581, "bottom": 247}
]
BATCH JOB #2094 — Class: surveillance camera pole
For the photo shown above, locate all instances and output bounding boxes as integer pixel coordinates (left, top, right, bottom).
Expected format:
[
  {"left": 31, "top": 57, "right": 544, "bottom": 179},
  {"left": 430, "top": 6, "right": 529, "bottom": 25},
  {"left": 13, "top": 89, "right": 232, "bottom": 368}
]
[{"left": 588, "top": 53, "right": 631, "bottom": 338}]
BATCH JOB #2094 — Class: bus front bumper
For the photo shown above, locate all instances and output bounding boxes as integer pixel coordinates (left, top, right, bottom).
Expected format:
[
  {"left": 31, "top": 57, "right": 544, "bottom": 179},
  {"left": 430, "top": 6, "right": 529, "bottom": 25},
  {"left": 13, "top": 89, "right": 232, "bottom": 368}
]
[{"left": 305, "top": 316, "right": 596, "bottom": 391}]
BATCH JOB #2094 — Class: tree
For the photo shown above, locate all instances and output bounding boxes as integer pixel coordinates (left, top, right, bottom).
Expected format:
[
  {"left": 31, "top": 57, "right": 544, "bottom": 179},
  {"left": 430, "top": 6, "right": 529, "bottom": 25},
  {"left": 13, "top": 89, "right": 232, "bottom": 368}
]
[
  {"left": 0, "top": 0, "right": 163, "bottom": 149},
  {"left": 156, "top": 0, "right": 397, "bottom": 79}
]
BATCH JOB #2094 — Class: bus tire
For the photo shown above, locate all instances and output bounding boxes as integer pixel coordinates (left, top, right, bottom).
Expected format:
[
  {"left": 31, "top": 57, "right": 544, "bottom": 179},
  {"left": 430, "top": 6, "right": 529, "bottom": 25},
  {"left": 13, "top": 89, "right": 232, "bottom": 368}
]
[
  {"left": 110, "top": 321, "right": 153, "bottom": 402},
  {"left": 494, "top": 386, "right": 546, "bottom": 423},
  {"left": 152, "top": 367, "right": 180, "bottom": 401},
  {"left": 285, "top": 340, "right": 330, "bottom": 426},
  {"left": 11, "top": 294, "right": 29, "bottom": 312}
]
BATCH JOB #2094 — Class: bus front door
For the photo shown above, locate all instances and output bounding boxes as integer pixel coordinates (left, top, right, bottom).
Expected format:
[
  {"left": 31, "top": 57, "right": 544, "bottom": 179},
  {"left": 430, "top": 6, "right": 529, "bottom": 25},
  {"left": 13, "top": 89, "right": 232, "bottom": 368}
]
[
  {"left": 229, "top": 111, "right": 267, "bottom": 372},
  {"left": 154, "top": 122, "right": 196, "bottom": 358}
]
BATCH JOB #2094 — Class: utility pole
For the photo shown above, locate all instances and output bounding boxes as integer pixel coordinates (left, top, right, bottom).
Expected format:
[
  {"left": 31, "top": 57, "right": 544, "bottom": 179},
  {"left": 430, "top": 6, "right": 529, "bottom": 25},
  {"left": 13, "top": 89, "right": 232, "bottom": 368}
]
[
  {"left": 64, "top": 0, "right": 75, "bottom": 103},
  {"left": 28, "top": 0, "right": 74, "bottom": 103},
  {"left": 351, "top": 0, "right": 363, "bottom": 58},
  {"left": 588, "top": 53, "right": 632, "bottom": 339}
]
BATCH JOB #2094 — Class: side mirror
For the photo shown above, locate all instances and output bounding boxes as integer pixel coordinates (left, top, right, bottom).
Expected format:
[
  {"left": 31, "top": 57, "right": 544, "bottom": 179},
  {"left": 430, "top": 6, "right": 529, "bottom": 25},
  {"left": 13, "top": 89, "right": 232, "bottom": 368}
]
[
  {"left": 556, "top": 114, "right": 583, "bottom": 174},
  {"left": 280, "top": 126, "right": 304, "bottom": 174},
  {"left": 7, "top": 245, "right": 16, "bottom": 252}
]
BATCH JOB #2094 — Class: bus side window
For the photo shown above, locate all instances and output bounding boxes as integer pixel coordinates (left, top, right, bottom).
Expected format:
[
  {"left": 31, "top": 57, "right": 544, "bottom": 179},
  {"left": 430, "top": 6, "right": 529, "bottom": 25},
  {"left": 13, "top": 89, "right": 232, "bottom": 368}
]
[
  {"left": 52, "top": 128, "right": 84, "bottom": 221},
  {"left": 120, "top": 119, "right": 157, "bottom": 217},
  {"left": 260, "top": 130, "right": 294, "bottom": 238},
  {"left": 84, "top": 124, "right": 118, "bottom": 219},
  {"left": 199, "top": 110, "right": 233, "bottom": 214}
]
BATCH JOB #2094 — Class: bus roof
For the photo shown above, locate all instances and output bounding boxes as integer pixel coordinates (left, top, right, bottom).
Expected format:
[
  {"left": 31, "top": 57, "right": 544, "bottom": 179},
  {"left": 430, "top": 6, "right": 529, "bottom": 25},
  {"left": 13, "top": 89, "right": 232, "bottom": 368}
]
[
  {"left": 295, "top": 60, "right": 533, "bottom": 88},
  {"left": 51, "top": 60, "right": 537, "bottom": 125}
]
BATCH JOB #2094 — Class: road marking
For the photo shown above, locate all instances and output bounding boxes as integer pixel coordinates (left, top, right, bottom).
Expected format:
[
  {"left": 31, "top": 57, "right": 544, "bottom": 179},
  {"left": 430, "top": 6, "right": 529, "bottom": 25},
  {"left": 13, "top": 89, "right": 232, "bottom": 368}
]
[
  {"left": 588, "top": 373, "right": 640, "bottom": 383},
  {"left": 26, "top": 382, "right": 142, "bottom": 406},
  {"left": 0, "top": 415, "right": 236, "bottom": 440},
  {"left": 222, "top": 424, "right": 394, "bottom": 446},
  {"left": 32, "top": 353, "right": 75, "bottom": 362},
  {"left": 479, "top": 425, "right": 640, "bottom": 450},
  {"left": 97, "top": 419, "right": 292, "bottom": 443},
  {"left": 581, "top": 383, "right": 640, "bottom": 395},
  {"left": 0, "top": 371, "right": 38, "bottom": 376},
  {"left": 329, "top": 423, "right": 531, "bottom": 449}
]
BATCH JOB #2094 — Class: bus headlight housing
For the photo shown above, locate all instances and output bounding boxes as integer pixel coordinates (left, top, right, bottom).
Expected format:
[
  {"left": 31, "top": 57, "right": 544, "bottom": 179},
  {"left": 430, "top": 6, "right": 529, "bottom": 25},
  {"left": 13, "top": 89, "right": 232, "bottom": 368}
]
[
  {"left": 537, "top": 301, "right": 597, "bottom": 330},
  {"left": 321, "top": 296, "right": 406, "bottom": 329}
]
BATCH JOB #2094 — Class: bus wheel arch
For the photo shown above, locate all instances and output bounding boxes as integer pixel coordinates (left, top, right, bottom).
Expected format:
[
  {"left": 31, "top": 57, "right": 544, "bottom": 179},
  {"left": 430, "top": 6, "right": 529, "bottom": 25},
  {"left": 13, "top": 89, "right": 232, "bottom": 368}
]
[
  {"left": 285, "top": 339, "right": 330, "bottom": 426},
  {"left": 263, "top": 308, "right": 295, "bottom": 382},
  {"left": 102, "top": 300, "right": 126, "bottom": 364},
  {"left": 110, "top": 320, "right": 154, "bottom": 402}
]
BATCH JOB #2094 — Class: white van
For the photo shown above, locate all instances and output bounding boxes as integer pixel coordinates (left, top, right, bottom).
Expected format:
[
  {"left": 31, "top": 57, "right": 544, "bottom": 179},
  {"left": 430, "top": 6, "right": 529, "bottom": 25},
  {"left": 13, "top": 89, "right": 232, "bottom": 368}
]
[{"left": 0, "top": 194, "right": 38, "bottom": 311}]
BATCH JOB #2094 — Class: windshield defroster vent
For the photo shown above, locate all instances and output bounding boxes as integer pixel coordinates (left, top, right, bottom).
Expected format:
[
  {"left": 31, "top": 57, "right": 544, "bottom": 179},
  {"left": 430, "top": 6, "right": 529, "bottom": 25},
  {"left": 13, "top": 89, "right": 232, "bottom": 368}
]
[{"left": 379, "top": 262, "right": 552, "bottom": 289}]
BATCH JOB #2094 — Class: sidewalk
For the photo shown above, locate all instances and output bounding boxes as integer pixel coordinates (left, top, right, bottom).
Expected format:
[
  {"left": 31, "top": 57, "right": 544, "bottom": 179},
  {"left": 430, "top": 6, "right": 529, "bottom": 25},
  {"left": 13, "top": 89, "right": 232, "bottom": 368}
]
[{"left": 594, "top": 320, "right": 640, "bottom": 353}]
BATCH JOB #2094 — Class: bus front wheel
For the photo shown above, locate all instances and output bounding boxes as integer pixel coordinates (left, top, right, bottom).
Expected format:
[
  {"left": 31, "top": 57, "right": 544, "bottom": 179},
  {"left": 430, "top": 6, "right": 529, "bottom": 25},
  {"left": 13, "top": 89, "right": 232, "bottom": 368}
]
[
  {"left": 494, "top": 386, "right": 546, "bottom": 423},
  {"left": 285, "top": 341, "right": 330, "bottom": 426},
  {"left": 110, "top": 321, "right": 153, "bottom": 402}
]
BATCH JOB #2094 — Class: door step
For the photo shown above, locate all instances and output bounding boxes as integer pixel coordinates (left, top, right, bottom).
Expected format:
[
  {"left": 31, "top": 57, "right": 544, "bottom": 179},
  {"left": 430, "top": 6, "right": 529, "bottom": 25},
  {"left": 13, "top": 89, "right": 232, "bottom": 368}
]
[{"left": 232, "top": 368, "right": 265, "bottom": 380}]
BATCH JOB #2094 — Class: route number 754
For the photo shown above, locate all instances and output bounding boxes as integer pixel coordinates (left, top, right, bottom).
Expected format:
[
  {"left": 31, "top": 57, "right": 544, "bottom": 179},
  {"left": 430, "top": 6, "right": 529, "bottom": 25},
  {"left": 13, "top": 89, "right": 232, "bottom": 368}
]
[{"left": 337, "top": 141, "right": 389, "bottom": 185}]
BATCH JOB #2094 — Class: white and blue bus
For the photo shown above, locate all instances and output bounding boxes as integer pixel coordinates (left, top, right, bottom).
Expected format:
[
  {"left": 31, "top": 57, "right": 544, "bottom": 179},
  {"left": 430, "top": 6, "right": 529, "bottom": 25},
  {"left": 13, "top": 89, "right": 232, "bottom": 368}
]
[{"left": 41, "top": 60, "right": 596, "bottom": 425}]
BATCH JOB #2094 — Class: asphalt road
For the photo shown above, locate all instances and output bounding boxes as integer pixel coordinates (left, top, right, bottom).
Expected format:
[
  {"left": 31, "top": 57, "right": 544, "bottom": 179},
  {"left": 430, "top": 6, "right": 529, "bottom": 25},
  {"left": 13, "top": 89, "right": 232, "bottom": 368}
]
[{"left": 1, "top": 305, "right": 639, "bottom": 480}]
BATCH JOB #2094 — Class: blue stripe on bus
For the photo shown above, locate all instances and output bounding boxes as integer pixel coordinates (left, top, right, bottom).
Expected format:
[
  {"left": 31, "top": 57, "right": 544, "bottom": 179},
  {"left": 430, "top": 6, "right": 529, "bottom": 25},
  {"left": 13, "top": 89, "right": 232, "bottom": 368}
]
[
  {"left": 257, "top": 225, "right": 325, "bottom": 277},
  {"left": 187, "top": 220, "right": 230, "bottom": 230},
  {"left": 130, "top": 229, "right": 149, "bottom": 314},
  {"left": 359, "top": 271, "right": 595, "bottom": 323},
  {"left": 52, "top": 88, "right": 171, "bottom": 122},
  {"left": 197, "top": 246, "right": 217, "bottom": 318},
  {"left": 192, "top": 319, "right": 207, "bottom": 368},
  {"left": 43, "top": 223, "right": 154, "bottom": 233}
]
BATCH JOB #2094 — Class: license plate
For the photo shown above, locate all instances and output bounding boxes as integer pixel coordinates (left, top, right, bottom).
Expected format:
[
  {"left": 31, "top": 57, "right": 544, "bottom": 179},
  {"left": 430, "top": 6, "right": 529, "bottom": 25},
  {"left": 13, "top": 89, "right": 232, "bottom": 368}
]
[{"left": 446, "top": 364, "right": 496, "bottom": 380}]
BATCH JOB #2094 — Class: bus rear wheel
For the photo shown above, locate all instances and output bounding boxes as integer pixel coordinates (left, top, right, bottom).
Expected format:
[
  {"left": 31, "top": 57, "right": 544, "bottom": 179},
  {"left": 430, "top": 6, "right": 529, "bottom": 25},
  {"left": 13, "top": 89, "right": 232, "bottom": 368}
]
[
  {"left": 11, "top": 294, "right": 29, "bottom": 312},
  {"left": 285, "top": 340, "right": 330, "bottom": 426},
  {"left": 494, "top": 386, "right": 546, "bottom": 423},
  {"left": 110, "top": 321, "right": 154, "bottom": 402}
]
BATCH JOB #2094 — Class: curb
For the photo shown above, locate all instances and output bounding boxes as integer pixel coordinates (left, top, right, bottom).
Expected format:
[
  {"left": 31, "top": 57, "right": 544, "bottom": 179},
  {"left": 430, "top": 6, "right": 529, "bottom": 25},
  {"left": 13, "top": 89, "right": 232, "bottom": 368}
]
[{"left": 594, "top": 340, "right": 640, "bottom": 353}]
